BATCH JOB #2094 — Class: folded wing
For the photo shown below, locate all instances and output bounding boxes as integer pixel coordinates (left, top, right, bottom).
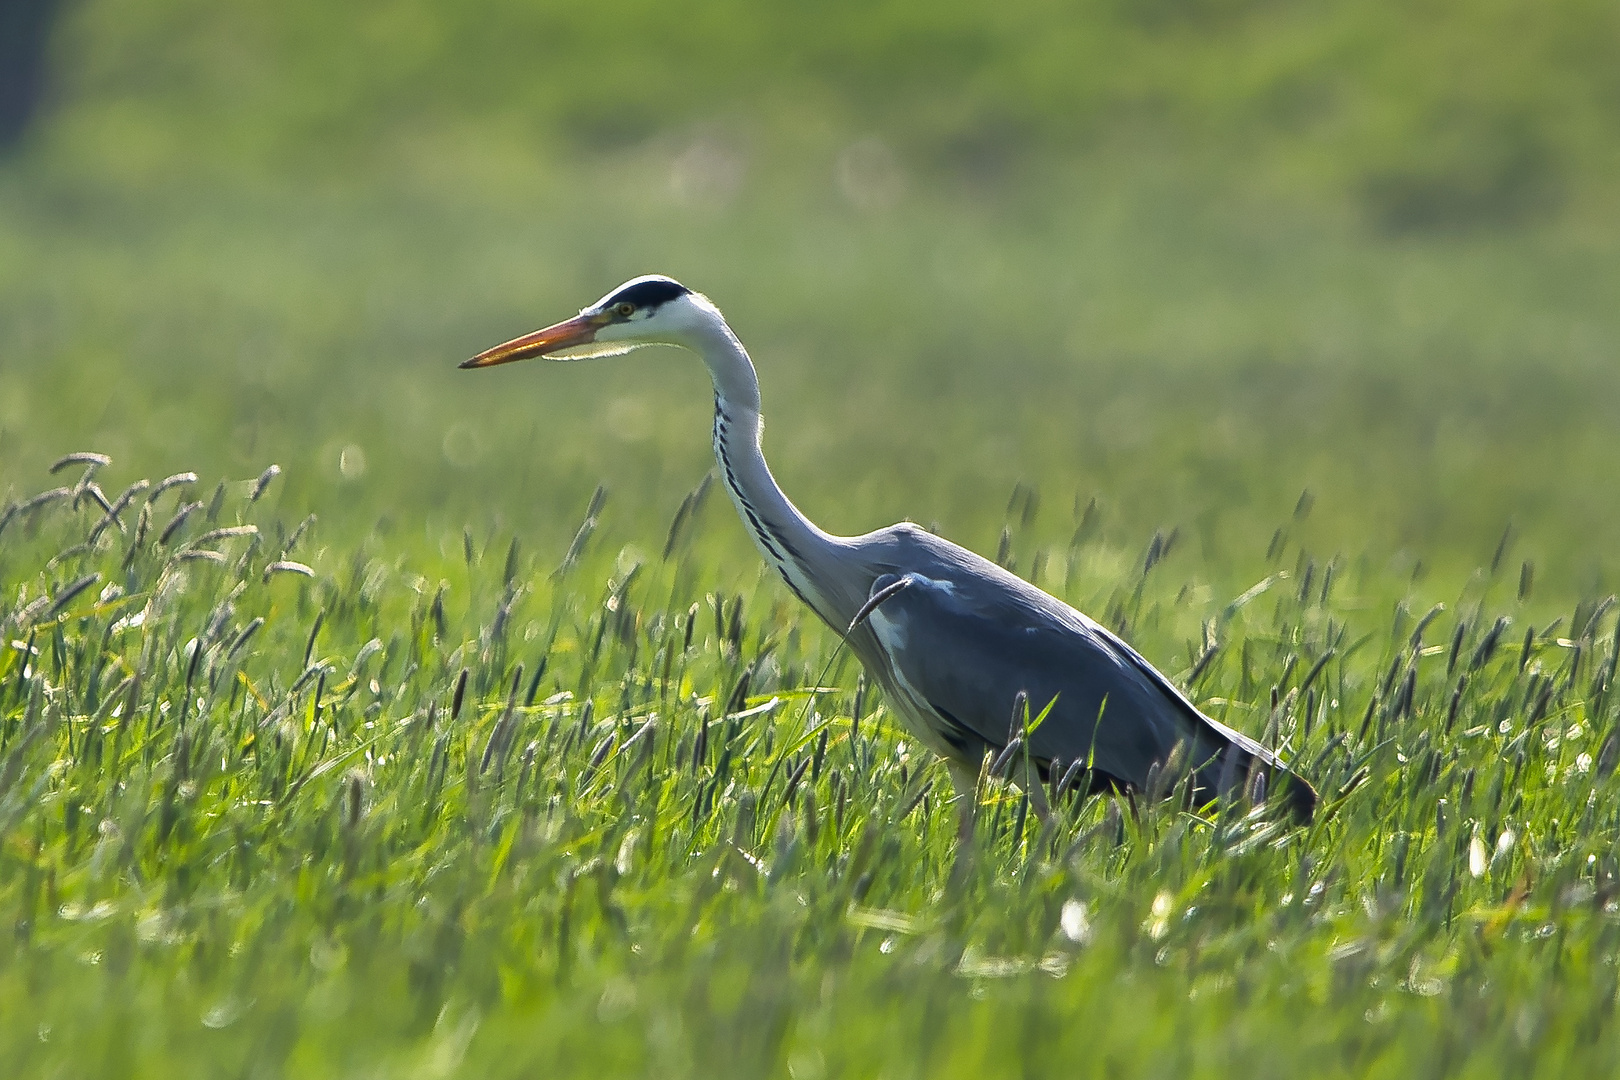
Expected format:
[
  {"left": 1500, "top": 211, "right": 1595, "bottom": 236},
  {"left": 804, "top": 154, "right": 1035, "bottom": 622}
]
[{"left": 864, "top": 565, "right": 1310, "bottom": 815}]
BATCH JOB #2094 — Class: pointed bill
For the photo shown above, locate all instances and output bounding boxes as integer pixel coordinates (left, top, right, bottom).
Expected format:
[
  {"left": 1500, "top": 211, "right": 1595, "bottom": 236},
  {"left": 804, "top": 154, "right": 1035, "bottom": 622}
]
[{"left": 460, "top": 313, "right": 606, "bottom": 368}]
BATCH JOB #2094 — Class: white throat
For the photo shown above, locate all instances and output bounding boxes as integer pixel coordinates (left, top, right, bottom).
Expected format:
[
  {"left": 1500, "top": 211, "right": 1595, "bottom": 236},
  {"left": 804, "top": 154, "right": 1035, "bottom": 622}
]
[{"left": 668, "top": 302, "right": 844, "bottom": 625}]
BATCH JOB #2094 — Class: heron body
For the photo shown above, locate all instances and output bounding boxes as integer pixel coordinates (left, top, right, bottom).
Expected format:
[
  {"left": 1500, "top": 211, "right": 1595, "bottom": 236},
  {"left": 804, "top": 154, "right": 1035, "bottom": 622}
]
[{"left": 464, "top": 276, "right": 1317, "bottom": 823}]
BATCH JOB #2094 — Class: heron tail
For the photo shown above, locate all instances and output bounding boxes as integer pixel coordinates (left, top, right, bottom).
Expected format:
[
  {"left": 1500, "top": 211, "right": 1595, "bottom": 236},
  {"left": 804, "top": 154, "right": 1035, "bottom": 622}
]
[
  {"left": 1270, "top": 768, "right": 1319, "bottom": 823},
  {"left": 1196, "top": 733, "right": 1318, "bottom": 823}
]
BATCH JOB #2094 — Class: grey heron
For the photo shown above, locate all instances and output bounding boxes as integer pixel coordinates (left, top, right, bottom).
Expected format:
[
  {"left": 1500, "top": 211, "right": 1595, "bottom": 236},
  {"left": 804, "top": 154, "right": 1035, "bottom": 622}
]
[{"left": 462, "top": 276, "right": 1317, "bottom": 827}]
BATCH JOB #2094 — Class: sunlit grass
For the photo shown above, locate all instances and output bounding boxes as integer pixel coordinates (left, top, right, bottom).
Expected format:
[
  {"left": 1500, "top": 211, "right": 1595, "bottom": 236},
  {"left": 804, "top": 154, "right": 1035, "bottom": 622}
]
[{"left": 3, "top": 447, "right": 1619, "bottom": 1077}]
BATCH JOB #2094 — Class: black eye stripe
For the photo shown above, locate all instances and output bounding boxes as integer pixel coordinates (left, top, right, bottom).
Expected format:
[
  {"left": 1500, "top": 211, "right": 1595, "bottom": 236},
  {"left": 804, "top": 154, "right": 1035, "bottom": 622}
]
[{"left": 603, "top": 277, "right": 689, "bottom": 310}]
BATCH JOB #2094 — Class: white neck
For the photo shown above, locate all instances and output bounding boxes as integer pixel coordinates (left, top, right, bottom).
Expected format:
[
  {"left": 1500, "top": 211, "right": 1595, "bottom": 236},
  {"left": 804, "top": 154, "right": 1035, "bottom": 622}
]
[{"left": 679, "top": 311, "right": 847, "bottom": 625}]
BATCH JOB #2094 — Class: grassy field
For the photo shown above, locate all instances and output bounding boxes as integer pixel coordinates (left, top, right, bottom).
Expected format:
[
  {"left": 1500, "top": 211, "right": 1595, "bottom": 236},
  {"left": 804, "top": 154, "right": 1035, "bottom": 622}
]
[
  {"left": 5, "top": 402, "right": 1620, "bottom": 1078},
  {"left": 6, "top": 0, "right": 1620, "bottom": 1075}
]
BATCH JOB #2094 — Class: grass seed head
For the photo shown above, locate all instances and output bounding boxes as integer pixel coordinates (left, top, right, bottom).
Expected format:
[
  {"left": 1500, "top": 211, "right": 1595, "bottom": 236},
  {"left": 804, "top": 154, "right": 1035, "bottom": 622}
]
[{"left": 249, "top": 465, "right": 281, "bottom": 502}]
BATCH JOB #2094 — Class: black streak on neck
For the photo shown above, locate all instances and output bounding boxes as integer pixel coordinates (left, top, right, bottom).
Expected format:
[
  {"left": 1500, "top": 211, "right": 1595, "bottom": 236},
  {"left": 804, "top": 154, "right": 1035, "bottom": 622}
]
[{"left": 713, "top": 394, "right": 818, "bottom": 615}]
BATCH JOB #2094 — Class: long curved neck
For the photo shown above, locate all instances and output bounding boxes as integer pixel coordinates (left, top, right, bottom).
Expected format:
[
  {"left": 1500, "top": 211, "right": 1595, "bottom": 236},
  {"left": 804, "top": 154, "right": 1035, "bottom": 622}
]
[{"left": 685, "top": 315, "right": 847, "bottom": 625}]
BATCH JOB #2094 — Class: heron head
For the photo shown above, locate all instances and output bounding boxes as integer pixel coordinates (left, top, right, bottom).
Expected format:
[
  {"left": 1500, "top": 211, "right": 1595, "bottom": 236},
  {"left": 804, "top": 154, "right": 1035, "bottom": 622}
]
[{"left": 461, "top": 275, "right": 706, "bottom": 368}]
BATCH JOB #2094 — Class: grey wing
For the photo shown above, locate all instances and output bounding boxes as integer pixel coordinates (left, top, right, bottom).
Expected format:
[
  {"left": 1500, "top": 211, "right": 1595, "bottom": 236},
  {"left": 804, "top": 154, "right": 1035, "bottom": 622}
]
[
  {"left": 1094, "top": 622, "right": 1289, "bottom": 771},
  {"left": 865, "top": 571, "right": 1230, "bottom": 790}
]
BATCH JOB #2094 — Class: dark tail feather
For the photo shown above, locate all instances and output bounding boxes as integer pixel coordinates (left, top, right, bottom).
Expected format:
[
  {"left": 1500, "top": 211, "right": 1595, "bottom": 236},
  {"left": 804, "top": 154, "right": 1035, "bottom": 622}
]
[
  {"left": 1195, "top": 738, "right": 1318, "bottom": 823},
  {"left": 1271, "top": 769, "right": 1318, "bottom": 822}
]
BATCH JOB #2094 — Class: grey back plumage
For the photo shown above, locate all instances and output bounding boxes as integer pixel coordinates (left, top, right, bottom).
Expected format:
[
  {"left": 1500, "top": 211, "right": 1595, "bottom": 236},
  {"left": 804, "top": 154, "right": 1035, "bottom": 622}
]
[{"left": 840, "top": 523, "right": 1316, "bottom": 819}]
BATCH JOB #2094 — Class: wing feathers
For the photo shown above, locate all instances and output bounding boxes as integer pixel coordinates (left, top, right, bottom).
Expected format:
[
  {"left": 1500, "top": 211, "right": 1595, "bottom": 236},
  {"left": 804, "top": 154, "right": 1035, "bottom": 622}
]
[{"left": 861, "top": 552, "right": 1314, "bottom": 818}]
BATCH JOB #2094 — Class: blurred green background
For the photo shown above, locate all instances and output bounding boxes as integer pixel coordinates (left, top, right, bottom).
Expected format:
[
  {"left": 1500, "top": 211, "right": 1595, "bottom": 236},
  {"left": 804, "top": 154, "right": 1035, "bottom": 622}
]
[
  {"left": 6, "top": 5, "right": 1620, "bottom": 1077},
  {"left": 3, "top": 0, "right": 1619, "bottom": 596}
]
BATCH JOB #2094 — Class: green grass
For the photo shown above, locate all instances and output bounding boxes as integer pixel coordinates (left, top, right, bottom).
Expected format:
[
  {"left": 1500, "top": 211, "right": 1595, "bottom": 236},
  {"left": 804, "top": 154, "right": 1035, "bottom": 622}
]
[
  {"left": 3, "top": 421, "right": 1620, "bottom": 1077},
  {"left": 4, "top": 154, "right": 1620, "bottom": 1080}
]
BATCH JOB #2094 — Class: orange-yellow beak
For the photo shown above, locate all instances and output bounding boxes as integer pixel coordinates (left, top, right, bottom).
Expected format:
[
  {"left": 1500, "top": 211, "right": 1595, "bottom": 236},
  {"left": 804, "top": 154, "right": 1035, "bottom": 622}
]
[{"left": 460, "top": 312, "right": 609, "bottom": 368}]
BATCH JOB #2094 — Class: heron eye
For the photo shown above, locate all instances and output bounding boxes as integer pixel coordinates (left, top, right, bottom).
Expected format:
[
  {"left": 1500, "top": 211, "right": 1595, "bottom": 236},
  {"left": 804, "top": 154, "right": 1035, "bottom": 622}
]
[{"left": 615, "top": 302, "right": 635, "bottom": 318}]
